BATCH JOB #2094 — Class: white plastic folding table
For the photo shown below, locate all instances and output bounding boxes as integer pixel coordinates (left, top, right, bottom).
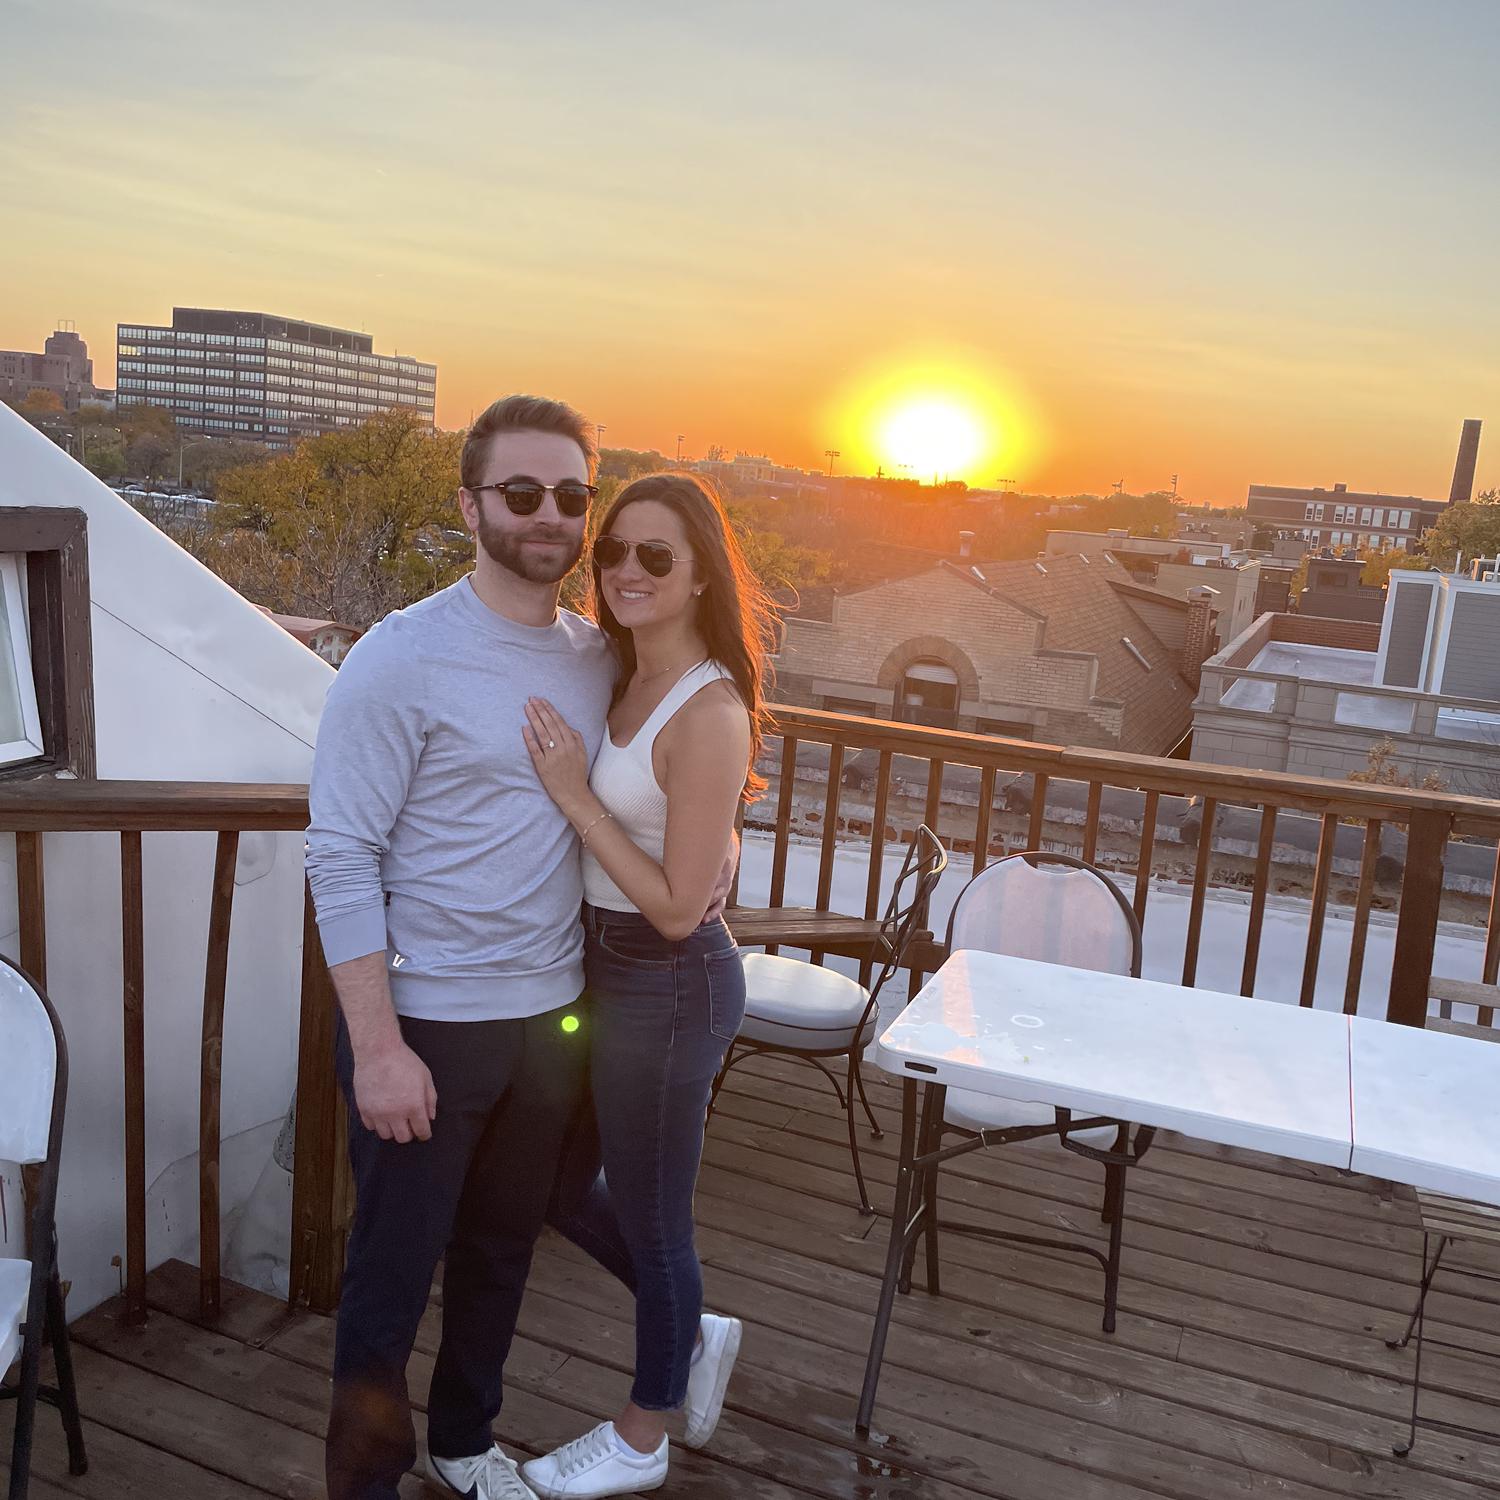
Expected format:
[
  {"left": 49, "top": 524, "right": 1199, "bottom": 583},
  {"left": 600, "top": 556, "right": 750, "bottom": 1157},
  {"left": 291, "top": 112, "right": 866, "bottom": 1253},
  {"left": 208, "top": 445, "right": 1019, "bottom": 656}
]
[
  {"left": 855, "top": 948, "right": 1356, "bottom": 1433},
  {"left": 855, "top": 949, "right": 1500, "bottom": 1438}
]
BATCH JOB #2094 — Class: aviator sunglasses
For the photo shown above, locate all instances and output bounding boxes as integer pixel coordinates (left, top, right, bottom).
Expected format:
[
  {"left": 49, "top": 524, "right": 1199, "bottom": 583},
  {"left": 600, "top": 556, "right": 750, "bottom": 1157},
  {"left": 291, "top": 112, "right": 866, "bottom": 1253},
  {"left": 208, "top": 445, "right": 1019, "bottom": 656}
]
[
  {"left": 592, "top": 534, "right": 691, "bottom": 578},
  {"left": 468, "top": 478, "right": 597, "bottom": 518}
]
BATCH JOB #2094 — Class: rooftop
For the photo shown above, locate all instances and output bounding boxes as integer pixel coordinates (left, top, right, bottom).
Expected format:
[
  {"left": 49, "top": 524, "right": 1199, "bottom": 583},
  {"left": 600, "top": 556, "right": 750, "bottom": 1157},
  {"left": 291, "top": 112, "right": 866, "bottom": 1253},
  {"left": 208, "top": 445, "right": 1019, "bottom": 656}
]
[{"left": 1222, "top": 641, "right": 1500, "bottom": 745}]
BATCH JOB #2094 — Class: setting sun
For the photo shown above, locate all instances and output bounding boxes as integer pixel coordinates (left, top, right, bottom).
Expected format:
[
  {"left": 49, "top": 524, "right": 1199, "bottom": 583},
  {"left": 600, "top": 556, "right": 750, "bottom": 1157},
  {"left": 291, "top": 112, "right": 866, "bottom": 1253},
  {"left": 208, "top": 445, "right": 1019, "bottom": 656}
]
[
  {"left": 826, "top": 353, "right": 1046, "bottom": 488},
  {"left": 878, "top": 397, "right": 986, "bottom": 481}
]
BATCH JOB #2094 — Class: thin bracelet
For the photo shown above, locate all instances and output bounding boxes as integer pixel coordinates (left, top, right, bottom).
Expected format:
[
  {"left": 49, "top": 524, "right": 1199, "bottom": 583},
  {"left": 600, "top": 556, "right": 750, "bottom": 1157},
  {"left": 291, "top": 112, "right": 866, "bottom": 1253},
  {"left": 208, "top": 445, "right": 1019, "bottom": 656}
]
[{"left": 579, "top": 810, "right": 614, "bottom": 847}]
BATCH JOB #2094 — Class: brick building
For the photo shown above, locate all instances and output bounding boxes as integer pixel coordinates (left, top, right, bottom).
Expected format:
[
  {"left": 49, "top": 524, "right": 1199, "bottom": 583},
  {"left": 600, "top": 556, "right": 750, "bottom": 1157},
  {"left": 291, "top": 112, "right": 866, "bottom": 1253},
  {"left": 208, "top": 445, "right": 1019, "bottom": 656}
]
[
  {"left": 0, "top": 326, "right": 100, "bottom": 412},
  {"left": 773, "top": 552, "right": 1208, "bottom": 755}
]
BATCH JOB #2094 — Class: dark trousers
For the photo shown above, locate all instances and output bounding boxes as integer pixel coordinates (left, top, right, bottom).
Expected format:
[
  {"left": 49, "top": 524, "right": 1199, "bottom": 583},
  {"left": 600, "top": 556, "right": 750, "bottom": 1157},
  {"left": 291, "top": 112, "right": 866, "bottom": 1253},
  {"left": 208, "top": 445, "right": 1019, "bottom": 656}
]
[
  {"left": 327, "top": 1002, "right": 589, "bottom": 1500},
  {"left": 549, "top": 906, "right": 745, "bottom": 1411}
]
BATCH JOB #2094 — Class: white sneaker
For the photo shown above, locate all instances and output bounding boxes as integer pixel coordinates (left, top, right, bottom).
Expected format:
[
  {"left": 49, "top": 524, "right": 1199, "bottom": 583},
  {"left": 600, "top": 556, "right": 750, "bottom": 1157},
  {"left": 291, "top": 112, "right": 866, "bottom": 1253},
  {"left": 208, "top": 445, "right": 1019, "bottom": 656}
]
[
  {"left": 682, "top": 1313, "right": 743, "bottom": 1449},
  {"left": 521, "top": 1422, "right": 667, "bottom": 1499},
  {"left": 427, "top": 1442, "right": 539, "bottom": 1500}
]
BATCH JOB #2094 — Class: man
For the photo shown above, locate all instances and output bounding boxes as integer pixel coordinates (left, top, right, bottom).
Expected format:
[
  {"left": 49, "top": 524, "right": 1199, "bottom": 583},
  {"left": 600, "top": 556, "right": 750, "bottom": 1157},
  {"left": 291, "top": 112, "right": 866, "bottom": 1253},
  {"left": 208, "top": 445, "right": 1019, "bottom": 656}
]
[{"left": 309, "top": 395, "right": 735, "bottom": 1500}]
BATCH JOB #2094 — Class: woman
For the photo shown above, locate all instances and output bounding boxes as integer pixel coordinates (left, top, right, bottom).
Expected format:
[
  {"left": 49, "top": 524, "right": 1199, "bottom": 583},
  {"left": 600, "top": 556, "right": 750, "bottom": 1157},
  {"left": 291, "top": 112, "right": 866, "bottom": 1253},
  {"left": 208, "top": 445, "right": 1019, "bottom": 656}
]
[{"left": 519, "top": 472, "right": 773, "bottom": 1500}]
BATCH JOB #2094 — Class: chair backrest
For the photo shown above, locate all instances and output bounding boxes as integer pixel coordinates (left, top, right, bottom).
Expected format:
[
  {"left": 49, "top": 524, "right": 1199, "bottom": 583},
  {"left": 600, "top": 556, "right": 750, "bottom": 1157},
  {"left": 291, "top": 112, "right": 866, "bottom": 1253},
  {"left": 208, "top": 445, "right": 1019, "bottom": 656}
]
[
  {"left": 0, "top": 955, "right": 64, "bottom": 1166},
  {"left": 945, "top": 850, "right": 1141, "bottom": 977},
  {"left": 866, "top": 825, "right": 948, "bottom": 1002}
]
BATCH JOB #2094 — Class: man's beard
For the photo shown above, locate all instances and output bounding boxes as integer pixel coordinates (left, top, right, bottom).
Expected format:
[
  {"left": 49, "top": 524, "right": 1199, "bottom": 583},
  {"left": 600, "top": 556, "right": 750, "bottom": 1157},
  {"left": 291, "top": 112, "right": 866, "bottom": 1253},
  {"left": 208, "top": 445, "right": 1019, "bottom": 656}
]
[{"left": 476, "top": 508, "right": 584, "bottom": 584}]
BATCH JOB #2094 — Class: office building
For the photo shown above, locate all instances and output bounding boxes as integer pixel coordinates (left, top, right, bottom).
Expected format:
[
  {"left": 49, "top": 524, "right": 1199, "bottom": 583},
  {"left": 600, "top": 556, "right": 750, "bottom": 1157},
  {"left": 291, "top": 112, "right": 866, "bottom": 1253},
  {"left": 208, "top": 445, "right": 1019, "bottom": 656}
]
[
  {"left": 0, "top": 325, "right": 100, "bottom": 412},
  {"left": 115, "top": 308, "right": 436, "bottom": 446}
]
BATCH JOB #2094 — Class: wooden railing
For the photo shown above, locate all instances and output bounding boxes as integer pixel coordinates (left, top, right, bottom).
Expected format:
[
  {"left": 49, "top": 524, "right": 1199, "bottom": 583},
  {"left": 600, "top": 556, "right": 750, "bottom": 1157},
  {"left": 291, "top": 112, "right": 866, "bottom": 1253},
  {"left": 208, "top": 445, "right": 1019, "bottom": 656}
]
[
  {"left": 0, "top": 712, "right": 1494, "bottom": 1323},
  {"left": 746, "top": 707, "right": 1500, "bottom": 1017}
]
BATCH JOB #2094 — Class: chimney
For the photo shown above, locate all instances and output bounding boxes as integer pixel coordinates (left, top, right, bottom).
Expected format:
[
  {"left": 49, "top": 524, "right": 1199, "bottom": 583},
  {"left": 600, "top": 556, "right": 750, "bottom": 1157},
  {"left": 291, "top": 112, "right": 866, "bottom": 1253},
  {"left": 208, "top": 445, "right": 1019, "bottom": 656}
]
[
  {"left": 1183, "top": 585, "right": 1217, "bottom": 689},
  {"left": 1450, "top": 418, "right": 1482, "bottom": 505},
  {"left": 1333, "top": 483, "right": 1347, "bottom": 493},
  {"left": 957, "top": 529, "right": 975, "bottom": 559}
]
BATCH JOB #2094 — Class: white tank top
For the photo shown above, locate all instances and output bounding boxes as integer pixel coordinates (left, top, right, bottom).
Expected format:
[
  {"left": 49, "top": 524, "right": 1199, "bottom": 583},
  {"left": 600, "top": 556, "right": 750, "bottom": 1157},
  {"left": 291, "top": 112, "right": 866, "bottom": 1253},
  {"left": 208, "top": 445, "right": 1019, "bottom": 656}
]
[{"left": 581, "top": 659, "right": 736, "bottom": 912}]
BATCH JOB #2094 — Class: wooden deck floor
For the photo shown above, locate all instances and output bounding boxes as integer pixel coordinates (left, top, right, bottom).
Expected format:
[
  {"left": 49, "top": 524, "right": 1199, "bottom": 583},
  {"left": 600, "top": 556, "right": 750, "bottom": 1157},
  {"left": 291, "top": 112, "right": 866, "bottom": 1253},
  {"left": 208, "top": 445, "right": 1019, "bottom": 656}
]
[{"left": 6, "top": 1056, "right": 1500, "bottom": 1500}]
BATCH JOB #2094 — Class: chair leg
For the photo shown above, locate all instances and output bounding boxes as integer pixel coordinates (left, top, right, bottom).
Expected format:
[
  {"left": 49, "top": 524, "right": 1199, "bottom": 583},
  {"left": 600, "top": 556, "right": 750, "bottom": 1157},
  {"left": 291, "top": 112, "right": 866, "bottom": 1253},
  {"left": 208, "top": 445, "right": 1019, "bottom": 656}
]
[
  {"left": 44, "top": 1271, "right": 86, "bottom": 1477},
  {"left": 8, "top": 1262, "right": 49, "bottom": 1500},
  {"left": 1101, "top": 1163, "right": 1126, "bottom": 1335},
  {"left": 708, "top": 1044, "right": 744, "bottom": 1128},
  {"left": 853, "top": 1059, "right": 883, "bottom": 1140},
  {"left": 844, "top": 1052, "right": 875, "bottom": 1217}
]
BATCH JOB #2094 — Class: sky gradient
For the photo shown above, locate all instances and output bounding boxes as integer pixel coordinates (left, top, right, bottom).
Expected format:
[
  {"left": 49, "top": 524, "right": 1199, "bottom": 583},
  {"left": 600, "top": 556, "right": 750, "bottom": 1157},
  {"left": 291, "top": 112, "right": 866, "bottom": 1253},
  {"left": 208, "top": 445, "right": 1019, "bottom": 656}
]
[{"left": 3, "top": 0, "right": 1498, "bottom": 501}]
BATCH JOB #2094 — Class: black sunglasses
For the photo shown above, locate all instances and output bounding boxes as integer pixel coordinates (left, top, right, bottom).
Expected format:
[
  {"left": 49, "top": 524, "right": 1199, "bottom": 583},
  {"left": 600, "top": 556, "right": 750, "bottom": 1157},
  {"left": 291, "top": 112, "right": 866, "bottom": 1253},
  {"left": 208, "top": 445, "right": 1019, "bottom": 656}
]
[
  {"left": 592, "top": 534, "right": 692, "bottom": 578},
  {"left": 470, "top": 478, "right": 597, "bottom": 518}
]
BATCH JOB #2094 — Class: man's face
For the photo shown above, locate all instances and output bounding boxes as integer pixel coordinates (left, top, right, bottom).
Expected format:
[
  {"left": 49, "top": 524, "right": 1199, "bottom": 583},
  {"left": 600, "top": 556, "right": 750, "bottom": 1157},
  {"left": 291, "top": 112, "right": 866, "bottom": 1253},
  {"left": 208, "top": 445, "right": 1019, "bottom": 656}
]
[{"left": 460, "top": 429, "right": 590, "bottom": 584}]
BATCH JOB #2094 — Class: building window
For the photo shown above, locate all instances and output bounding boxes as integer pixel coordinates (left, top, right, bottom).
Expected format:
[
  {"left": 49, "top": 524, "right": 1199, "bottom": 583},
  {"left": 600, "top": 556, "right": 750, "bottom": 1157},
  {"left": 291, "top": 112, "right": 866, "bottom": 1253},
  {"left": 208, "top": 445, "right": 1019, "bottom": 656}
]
[
  {"left": 0, "top": 555, "right": 45, "bottom": 768},
  {"left": 897, "top": 659, "right": 960, "bottom": 728},
  {"left": 0, "top": 510, "right": 95, "bottom": 780}
]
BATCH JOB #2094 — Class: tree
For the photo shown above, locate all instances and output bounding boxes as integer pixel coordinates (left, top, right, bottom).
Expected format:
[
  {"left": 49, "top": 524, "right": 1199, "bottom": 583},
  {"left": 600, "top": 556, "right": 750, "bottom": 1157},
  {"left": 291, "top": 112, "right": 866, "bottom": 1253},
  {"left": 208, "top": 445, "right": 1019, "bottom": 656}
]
[
  {"left": 19, "top": 389, "right": 65, "bottom": 420},
  {"left": 1419, "top": 488, "right": 1500, "bottom": 571},
  {"left": 196, "top": 410, "right": 466, "bottom": 630},
  {"left": 1357, "top": 547, "right": 1425, "bottom": 588},
  {"left": 126, "top": 432, "right": 173, "bottom": 483}
]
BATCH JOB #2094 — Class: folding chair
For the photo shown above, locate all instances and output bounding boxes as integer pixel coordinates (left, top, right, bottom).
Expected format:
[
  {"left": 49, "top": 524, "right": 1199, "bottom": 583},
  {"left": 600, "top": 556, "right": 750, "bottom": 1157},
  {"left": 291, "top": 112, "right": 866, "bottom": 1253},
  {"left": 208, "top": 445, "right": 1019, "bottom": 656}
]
[
  {"left": 2, "top": 954, "right": 87, "bottom": 1500},
  {"left": 906, "top": 851, "right": 1154, "bottom": 1332},
  {"left": 710, "top": 826, "right": 948, "bottom": 1213}
]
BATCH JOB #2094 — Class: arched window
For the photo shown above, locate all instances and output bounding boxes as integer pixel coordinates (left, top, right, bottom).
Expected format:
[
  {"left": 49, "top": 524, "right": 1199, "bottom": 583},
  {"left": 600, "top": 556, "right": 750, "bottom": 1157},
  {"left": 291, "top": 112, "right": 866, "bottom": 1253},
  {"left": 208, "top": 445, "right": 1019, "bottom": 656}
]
[{"left": 897, "top": 658, "right": 960, "bottom": 728}]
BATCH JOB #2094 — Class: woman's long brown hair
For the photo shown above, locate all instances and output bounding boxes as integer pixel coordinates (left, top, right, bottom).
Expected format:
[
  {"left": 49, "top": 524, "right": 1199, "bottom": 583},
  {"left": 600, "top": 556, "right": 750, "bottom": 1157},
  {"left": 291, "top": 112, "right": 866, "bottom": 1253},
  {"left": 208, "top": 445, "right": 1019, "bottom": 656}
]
[{"left": 589, "top": 472, "right": 775, "bottom": 800}]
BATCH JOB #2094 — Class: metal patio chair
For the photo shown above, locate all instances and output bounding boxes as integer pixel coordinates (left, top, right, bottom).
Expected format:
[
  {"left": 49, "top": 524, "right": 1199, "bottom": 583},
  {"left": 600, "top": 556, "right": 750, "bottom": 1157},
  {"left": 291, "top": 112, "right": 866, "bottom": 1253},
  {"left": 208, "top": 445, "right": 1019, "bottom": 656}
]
[
  {"left": 906, "top": 850, "right": 1155, "bottom": 1333},
  {"left": 710, "top": 826, "right": 948, "bottom": 1214},
  {"left": 1, "top": 954, "right": 87, "bottom": 1500}
]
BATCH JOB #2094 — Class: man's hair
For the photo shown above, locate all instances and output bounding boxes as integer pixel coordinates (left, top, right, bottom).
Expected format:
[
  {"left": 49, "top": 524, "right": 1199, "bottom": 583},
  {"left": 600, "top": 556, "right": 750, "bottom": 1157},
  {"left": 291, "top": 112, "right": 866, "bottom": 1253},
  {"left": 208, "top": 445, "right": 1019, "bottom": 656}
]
[{"left": 460, "top": 394, "right": 597, "bottom": 488}]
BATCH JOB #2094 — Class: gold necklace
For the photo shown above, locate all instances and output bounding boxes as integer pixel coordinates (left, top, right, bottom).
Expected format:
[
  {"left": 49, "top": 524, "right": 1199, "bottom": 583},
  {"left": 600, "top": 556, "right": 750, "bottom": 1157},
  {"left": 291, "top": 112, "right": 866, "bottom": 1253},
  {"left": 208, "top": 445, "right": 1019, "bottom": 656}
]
[{"left": 635, "top": 656, "right": 708, "bottom": 688}]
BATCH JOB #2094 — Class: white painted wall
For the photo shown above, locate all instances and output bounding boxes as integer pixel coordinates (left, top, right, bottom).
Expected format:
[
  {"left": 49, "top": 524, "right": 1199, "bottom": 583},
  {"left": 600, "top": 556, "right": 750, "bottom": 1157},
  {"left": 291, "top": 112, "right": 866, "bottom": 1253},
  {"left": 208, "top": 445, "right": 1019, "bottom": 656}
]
[{"left": 0, "top": 408, "right": 333, "bottom": 1315}]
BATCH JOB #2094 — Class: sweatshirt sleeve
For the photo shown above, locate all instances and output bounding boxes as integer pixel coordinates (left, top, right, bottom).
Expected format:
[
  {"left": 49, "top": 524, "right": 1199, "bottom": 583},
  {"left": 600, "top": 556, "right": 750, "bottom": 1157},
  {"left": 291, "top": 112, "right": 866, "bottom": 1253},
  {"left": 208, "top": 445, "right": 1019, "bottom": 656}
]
[{"left": 305, "top": 621, "right": 426, "bottom": 966}]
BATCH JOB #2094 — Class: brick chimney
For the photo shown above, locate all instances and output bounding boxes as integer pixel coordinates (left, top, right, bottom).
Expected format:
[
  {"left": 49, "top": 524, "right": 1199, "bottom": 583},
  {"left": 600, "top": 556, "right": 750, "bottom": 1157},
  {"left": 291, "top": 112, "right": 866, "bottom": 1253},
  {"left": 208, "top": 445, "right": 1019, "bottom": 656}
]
[
  {"left": 957, "top": 529, "right": 975, "bottom": 559},
  {"left": 1183, "top": 586, "right": 1217, "bottom": 689}
]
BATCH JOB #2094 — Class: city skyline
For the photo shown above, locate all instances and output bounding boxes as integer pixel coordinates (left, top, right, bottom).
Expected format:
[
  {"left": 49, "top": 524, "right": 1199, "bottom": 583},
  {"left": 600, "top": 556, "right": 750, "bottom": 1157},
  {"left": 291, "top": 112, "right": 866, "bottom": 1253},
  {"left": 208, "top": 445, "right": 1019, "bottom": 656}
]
[{"left": 4, "top": 1, "right": 1500, "bottom": 502}]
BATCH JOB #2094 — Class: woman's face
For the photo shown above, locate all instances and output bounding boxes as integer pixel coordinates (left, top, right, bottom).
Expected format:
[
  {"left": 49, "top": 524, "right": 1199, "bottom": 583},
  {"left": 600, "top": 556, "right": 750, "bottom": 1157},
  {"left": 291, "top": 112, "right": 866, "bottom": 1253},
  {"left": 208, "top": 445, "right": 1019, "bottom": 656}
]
[{"left": 598, "top": 499, "right": 703, "bottom": 635}]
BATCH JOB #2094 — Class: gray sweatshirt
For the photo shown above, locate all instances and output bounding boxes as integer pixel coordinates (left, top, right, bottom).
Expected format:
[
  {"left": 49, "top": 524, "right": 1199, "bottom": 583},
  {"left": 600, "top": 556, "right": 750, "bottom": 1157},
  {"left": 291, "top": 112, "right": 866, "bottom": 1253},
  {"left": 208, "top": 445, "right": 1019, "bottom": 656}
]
[{"left": 305, "top": 576, "right": 616, "bottom": 1020}]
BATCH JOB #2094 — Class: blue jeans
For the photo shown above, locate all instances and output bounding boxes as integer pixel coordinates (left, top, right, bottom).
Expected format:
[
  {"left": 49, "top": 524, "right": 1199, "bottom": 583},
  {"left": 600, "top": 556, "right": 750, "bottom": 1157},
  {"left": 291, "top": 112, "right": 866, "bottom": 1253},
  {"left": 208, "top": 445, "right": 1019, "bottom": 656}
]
[{"left": 550, "top": 904, "right": 745, "bottom": 1410}]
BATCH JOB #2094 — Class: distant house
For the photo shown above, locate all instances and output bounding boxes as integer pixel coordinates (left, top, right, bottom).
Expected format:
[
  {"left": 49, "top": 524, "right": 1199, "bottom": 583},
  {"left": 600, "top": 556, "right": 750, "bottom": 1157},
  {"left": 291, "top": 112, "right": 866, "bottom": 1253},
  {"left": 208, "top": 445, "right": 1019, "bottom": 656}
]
[
  {"left": 773, "top": 552, "right": 1214, "bottom": 756},
  {"left": 256, "top": 608, "right": 361, "bottom": 666}
]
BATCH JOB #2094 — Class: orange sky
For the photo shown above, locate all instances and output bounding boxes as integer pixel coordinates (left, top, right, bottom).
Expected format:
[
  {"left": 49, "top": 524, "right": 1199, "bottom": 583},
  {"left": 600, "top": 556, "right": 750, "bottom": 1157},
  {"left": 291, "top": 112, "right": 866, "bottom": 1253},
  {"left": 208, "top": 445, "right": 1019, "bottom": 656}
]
[{"left": 4, "top": 2, "right": 1498, "bottom": 503}]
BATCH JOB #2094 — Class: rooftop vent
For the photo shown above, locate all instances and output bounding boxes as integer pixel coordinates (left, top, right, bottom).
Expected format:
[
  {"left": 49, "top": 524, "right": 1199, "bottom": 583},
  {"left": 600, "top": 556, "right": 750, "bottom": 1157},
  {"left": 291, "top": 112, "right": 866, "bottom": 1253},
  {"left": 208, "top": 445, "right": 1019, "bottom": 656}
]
[
  {"left": 969, "top": 565, "right": 987, "bottom": 583},
  {"left": 1033, "top": 561, "right": 1048, "bottom": 576},
  {"left": 1079, "top": 553, "right": 1090, "bottom": 565},
  {"left": 1102, "top": 551, "right": 1117, "bottom": 565},
  {"left": 1121, "top": 637, "right": 1152, "bottom": 670}
]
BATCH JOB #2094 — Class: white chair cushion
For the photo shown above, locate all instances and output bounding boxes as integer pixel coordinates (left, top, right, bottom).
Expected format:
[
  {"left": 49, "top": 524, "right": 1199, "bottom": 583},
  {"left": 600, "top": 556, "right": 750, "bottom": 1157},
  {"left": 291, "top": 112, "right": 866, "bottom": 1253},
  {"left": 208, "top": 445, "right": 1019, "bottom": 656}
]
[
  {"left": 0, "top": 1256, "right": 32, "bottom": 1373},
  {"left": 944, "top": 1087, "right": 1118, "bottom": 1146},
  {"left": 738, "top": 952, "right": 874, "bottom": 1053}
]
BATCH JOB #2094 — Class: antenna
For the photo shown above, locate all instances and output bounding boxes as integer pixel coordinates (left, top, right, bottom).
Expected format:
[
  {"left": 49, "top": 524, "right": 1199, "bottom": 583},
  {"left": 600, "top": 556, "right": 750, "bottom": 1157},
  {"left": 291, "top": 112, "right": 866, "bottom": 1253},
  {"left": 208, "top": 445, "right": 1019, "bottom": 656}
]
[{"left": 1112, "top": 479, "right": 1124, "bottom": 494}]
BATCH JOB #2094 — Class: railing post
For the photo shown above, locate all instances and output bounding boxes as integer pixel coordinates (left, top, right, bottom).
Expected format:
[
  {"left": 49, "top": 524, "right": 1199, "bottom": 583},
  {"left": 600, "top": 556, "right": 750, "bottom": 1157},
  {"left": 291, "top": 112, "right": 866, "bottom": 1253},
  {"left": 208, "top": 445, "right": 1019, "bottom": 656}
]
[
  {"left": 288, "top": 883, "right": 349, "bottom": 1312},
  {"left": 1387, "top": 810, "right": 1452, "bottom": 1027}
]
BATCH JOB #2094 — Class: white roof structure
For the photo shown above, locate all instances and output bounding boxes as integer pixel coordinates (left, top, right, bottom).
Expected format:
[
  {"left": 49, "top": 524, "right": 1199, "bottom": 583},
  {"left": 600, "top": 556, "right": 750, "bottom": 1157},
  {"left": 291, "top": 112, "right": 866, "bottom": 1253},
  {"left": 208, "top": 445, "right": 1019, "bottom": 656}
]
[{"left": 0, "top": 407, "right": 336, "bottom": 1312}]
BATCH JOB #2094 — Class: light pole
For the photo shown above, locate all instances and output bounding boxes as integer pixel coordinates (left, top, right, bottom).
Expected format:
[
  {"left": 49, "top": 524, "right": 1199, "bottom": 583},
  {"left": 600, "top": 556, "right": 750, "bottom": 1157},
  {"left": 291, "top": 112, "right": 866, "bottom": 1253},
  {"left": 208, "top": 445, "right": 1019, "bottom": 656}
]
[
  {"left": 824, "top": 449, "right": 840, "bottom": 476},
  {"left": 595, "top": 422, "right": 607, "bottom": 453},
  {"left": 676, "top": 434, "right": 685, "bottom": 464},
  {"left": 179, "top": 437, "right": 217, "bottom": 487}
]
